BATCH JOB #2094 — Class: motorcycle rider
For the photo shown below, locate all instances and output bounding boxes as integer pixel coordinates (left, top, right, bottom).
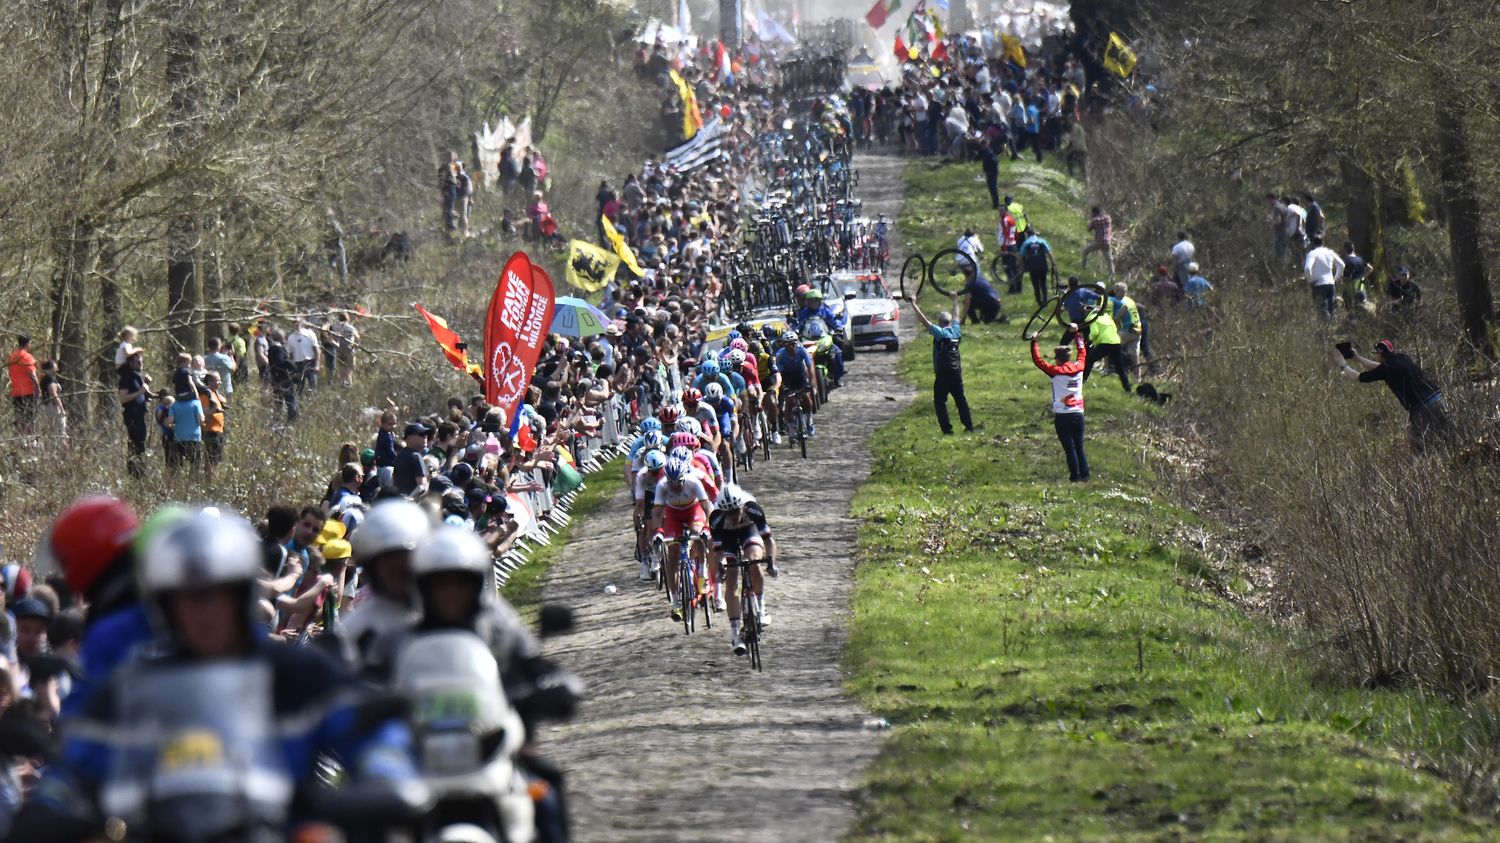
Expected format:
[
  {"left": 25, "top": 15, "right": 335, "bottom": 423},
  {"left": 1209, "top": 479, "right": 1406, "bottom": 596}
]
[
  {"left": 337, "top": 499, "right": 432, "bottom": 672},
  {"left": 791, "top": 288, "right": 845, "bottom": 386},
  {"left": 33, "top": 495, "right": 151, "bottom": 717},
  {"left": 10, "top": 507, "right": 428, "bottom": 843},
  {"left": 383, "top": 526, "right": 582, "bottom": 843}
]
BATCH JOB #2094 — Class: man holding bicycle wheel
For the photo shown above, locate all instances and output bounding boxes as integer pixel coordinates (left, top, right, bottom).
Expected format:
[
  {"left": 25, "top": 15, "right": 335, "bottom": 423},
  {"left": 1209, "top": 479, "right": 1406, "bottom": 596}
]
[
  {"left": 710, "top": 484, "right": 779, "bottom": 656},
  {"left": 910, "top": 292, "right": 975, "bottom": 435},
  {"left": 1029, "top": 327, "right": 1090, "bottom": 482}
]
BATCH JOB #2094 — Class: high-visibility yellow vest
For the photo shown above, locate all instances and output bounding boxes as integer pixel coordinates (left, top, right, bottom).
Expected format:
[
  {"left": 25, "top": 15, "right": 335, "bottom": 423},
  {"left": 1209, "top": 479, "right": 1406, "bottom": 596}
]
[{"left": 1008, "top": 202, "right": 1029, "bottom": 234}]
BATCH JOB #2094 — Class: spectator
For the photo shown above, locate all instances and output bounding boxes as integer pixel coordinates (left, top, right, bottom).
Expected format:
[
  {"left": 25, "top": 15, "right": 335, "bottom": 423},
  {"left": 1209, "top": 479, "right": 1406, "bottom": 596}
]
[
  {"left": 331, "top": 312, "right": 359, "bottom": 387},
  {"left": 909, "top": 292, "right": 974, "bottom": 435},
  {"left": 288, "top": 321, "right": 320, "bottom": 394},
  {"left": 1387, "top": 265, "right": 1423, "bottom": 309},
  {"left": 1170, "top": 230, "right": 1196, "bottom": 286},
  {"left": 227, "top": 323, "right": 248, "bottom": 369},
  {"left": 1064, "top": 119, "right": 1087, "bottom": 178},
  {"left": 1283, "top": 194, "right": 1308, "bottom": 253},
  {"left": 439, "top": 150, "right": 459, "bottom": 231},
  {"left": 1335, "top": 339, "right": 1453, "bottom": 454},
  {"left": 113, "top": 326, "right": 138, "bottom": 374},
  {"left": 6, "top": 335, "right": 38, "bottom": 434},
  {"left": 456, "top": 163, "right": 474, "bottom": 238},
  {"left": 957, "top": 260, "right": 1005, "bottom": 325},
  {"left": 392, "top": 422, "right": 432, "bottom": 498},
  {"left": 1266, "top": 193, "right": 1288, "bottom": 261},
  {"left": 1303, "top": 193, "right": 1325, "bottom": 241},
  {"left": 1303, "top": 235, "right": 1344, "bottom": 320},
  {"left": 1184, "top": 263, "right": 1214, "bottom": 308},
  {"left": 1110, "top": 282, "right": 1144, "bottom": 381},
  {"left": 996, "top": 206, "right": 1021, "bottom": 293},
  {"left": 1340, "top": 241, "right": 1370, "bottom": 312},
  {"left": 118, "top": 348, "right": 150, "bottom": 477},
  {"left": 1060, "top": 275, "right": 1101, "bottom": 325},
  {"left": 978, "top": 136, "right": 1001, "bottom": 209},
  {"left": 37, "top": 361, "right": 65, "bottom": 442},
  {"left": 204, "top": 336, "right": 237, "bottom": 398},
  {"left": 1150, "top": 266, "right": 1184, "bottom": 307},
  {"left": 1082, "top": 206, "right": 1114, "bottom": 279},
  {"left": 154, "top": 392, "right": 176, "bottom": 473},
  {"left": 168, "top": 387, "right": 205, "bottom": 479},
  {"left": 266, "top": 329, "right": 297, "bottom": 422},
  {"left": 956, "top": 227, "right": 984, "bottom": 263},
  {"left": 1083, "top": 287, "right": 1131, "bottom": 392},
  {"left": 199, "top": 373, "right": 227, "bottom": 481}
]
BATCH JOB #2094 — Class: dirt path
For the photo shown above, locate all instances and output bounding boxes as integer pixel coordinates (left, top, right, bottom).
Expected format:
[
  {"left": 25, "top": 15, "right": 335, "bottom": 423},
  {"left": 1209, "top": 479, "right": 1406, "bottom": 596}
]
[{"left": 537, "top": 151, "right": 914, "bottom": 843}]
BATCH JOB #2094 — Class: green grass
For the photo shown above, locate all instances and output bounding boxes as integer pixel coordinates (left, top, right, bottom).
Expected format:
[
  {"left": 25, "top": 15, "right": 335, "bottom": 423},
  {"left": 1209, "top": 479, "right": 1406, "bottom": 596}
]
[
  {"left": 843, "top": 158, "right": 1489, "bottom": 841},
  {"left": 501, "top": 473, "right": 614, "bottom": 621}
]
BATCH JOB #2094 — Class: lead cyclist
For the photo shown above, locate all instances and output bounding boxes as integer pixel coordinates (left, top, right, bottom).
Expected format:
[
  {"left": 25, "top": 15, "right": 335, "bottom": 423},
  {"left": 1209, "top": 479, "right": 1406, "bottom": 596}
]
[{"left": 709, "top": 483, "right": 779, "bottom": 655}]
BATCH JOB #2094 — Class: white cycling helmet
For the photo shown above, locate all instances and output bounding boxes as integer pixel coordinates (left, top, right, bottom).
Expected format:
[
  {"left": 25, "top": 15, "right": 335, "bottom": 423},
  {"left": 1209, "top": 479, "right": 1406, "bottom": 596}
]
[
  {"left": 727, "top": 349, "right": 746, "bottom": 368},
  {"left": 644, "top": 449, "right": 668, "bottom": 471},
  {"left": 715, "top": 482, "right": 755, "bottom": 511},
  {"left": 411, "top": 524, "right": 490, "bottom": 579},
  {"left": 351, "top": 499, "right": 432, "bottom": 562},
  {"left": 675, "top": 416, "right": 703, "bottom": 437},
  {"left": 705, "top": 382, "right": 725, "bottom": 402}
]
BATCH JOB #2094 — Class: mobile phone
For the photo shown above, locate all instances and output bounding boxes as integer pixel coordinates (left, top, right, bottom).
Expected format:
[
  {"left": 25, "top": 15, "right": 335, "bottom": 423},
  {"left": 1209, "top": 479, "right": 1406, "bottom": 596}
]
[{"left": 1335, "top": 341, "right": 1354, "bottom": 360}]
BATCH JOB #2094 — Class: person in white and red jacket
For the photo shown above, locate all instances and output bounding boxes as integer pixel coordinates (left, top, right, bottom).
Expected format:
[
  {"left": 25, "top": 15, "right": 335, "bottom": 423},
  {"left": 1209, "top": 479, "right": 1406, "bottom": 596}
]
[{"left": 1029, "top": 325, "right": 1089, "bottom": 482}]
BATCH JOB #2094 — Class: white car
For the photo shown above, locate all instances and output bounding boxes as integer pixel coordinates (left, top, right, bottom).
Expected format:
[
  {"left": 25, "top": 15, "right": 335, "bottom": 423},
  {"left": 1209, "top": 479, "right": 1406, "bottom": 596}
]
[{"left": 825, "top": 271, "right": 900, "bottom": 352}]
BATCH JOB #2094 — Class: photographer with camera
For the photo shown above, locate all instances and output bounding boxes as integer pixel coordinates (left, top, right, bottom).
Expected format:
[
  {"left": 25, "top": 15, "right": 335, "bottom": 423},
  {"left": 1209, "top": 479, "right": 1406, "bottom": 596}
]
[{"left": 1334, "top": 339, "right": 1455, "bottom": 454}]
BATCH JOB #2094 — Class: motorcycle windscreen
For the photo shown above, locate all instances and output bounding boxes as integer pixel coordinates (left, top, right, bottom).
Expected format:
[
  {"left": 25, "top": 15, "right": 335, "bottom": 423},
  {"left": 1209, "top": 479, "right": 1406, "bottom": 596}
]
[
  {"left": 393, "top": 632, "right": 513, "bottom": 774},
  {"left": 100, "top": 660, "right": 292, "bottom": 843}
]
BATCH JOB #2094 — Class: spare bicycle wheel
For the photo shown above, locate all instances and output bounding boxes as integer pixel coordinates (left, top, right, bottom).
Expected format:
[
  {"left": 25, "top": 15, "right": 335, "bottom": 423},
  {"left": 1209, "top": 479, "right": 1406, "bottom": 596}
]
[
  {"left": 1021, "top": 296, "right": 1061, "bottom": 341},
  {"left": 926, "top": 248, "right": 979, "bottom": 297},
  {"left": 899, "top": 253, "right": 927, "bottom": 299}
]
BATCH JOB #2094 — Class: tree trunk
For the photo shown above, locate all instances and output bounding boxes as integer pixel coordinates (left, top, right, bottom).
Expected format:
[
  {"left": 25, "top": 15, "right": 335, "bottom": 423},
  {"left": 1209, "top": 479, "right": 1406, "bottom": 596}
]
[
  {"left": 1341, "top": 155, "right": 1386, "bottom": 282},
  {"left": 202, "top": 213, "right": 224, "bottom": 342},
  {"left": 165, "top": 13, "right": 201, "bottom": 354},
  {"left": 96, "top": 0, "right": 127, "bottom": 418},
  {"left": 1434, "top": 92, "right": 1495, "bottom": 358},
  {"left": 50, "top": 217, "right": 94, "bottom": 424}
]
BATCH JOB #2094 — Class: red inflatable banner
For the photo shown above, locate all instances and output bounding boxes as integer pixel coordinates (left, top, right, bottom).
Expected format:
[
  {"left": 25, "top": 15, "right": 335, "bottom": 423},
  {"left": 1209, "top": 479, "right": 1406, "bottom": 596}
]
[{"left": 483, "top": 251, "right": 555, "bottom": 424}]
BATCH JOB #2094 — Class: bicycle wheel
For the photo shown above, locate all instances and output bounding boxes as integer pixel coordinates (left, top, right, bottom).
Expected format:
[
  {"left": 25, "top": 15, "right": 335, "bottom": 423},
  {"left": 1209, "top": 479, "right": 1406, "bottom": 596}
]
[
  {"left": 743, "top": 598, "right": 762, "bottom": 672},
  {"left": 899, "top": 253, "right": 927, "bottom": 299},
  {"left": 680, "top": 557, "right": 694, "bottom": 635},
  {"left": 798, "top": 408, "right": 809, "bottom": 459},
  {"left": 1022, "top": 296, "right": 1061, "bottom": 341},
  {"left": 926, "top": 248, "right": 978, "bottom": 297}
]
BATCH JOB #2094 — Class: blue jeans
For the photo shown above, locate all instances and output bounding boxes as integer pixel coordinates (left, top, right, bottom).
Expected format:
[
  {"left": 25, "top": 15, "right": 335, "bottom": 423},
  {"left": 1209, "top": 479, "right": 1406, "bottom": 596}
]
[
  {"left": 1313, "top": 284, "right": 1337, "bottom": 320},
  {"left": 1054, "top": 412, "right": 1088, "bottom": 481}
]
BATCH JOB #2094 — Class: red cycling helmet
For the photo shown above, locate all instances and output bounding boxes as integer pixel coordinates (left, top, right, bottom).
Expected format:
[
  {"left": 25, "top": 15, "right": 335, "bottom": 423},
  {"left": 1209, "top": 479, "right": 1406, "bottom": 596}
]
[
  {"left": 795, "top": 284, "right": 811, "bottom": 296},
  {"left": 658, "top": 405, "right": 681, "bottom": 426},
  {"left": 36, "top": 495, "right": 139, "bottom": 597},
  {"left": 682, "top": 387, "right": 703, "bottom": 405}
]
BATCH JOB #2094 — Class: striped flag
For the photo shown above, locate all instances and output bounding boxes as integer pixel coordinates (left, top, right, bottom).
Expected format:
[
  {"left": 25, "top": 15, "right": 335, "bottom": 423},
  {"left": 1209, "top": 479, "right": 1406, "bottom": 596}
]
[{"left": 663, "top": 116, "right": 728, "bottom": 173}]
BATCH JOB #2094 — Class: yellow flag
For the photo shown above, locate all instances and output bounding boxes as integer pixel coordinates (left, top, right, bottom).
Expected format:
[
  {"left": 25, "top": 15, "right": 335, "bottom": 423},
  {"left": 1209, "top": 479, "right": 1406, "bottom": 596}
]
[
  {"left": 565, "top": 239, "right": 621, "bottom": 293},
  {"left": 601, "top": 215, "right": 644, "bottom": 277},
  {"left": 1103, "top": 32, "right": 1137, "bottom": 79},
  {"left": 1001, "top": 34, "right": 1026, "bottom": 68},
  {"left": 668, "top": 68, "right": 703, "bottom": 140},
  {"left": 926, "top": 9, "right": 945, "bottom": 42}
]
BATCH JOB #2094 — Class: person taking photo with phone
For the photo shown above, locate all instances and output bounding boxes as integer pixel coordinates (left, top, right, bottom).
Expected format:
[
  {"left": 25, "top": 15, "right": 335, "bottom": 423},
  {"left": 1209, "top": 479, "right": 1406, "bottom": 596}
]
[{"left": 1334, "top": 339, "right": 1454, "bottom": 454}]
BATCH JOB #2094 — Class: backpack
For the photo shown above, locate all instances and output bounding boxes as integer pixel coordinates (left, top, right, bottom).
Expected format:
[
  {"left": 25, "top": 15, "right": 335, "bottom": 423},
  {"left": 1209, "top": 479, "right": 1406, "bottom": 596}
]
[
  {"left": 1021, "top": 238, "right": 1049, "bottom": 271},
  {"left": 935, "top": 334, "right": 962, "bottom": 372}
]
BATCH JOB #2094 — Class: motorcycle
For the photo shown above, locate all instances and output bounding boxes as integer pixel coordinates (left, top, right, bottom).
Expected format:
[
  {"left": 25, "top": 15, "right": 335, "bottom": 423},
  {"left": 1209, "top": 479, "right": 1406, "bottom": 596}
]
[{"left": 394, "top": 631, "right": 535, "bottom": 843}]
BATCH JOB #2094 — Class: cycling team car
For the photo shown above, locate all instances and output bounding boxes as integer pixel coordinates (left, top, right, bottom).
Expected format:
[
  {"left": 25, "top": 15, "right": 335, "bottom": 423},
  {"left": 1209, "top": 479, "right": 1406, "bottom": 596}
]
[{"left": 832, "top": 270, "right": 902, "bottom": 352}]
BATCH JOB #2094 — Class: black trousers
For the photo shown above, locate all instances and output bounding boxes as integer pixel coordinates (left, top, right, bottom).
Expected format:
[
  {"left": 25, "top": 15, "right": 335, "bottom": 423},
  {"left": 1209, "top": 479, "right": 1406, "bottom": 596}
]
[
  {"left": 984, "top": 166, "right": 1000, "bottom": 209},
  {"left": 1054, "top": 412, "right": 1089, "bottom": 481},
  {"left": 1083, "top": 342, "right": 1131, "bottom": 391},
  {"left": 1028, "top": 266, "right": 1050, "bottom": 305},
  {"left": 967, "top": 298, "right": 1002, "bottom": 324},
  {"left": 123, "top": 411, "right": 148, "bottom": 478},
  {"left": 933, "top": 369, "right": 973, "bottom": 433}
]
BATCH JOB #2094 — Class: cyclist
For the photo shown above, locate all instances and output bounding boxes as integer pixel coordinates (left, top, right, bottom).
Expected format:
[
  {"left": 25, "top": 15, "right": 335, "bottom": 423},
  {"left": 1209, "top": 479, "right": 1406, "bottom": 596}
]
[
  {"left": 704, "top": 381, "right": 738, "bottom": 471},
  {"left": 709, "top": 483, "right": 780, "bottom": 656},
  {"left": 624, "top": 424, "right": 666, "bottom": 489},
  {"left": 628, "top": 431, "right": 670, "bottom": 560},
  {"left": 15, "top": 508, "right": 427, "bottom": 841},
  {"left": 673, "top": 424, "right": 724, "bottom": 496},
  {"left": 681, "top": 387, "right": 720, "bottom": 451},
  {"left": 632, "top": 448, "right": 669, "bottom": 580},
  {"left": 726, "top": 347, "right": 763, "bottom": 455},
  {"left": 691, "top": 357, "right": 740, "bottom": 401},
  {"left": 774, "top": 330, "right": 817, "bottom": 438},
  {"left": 751, "top": 338, "right": 783, "bottom": 445},
  {"left": 653, "top": 458, "right": 713, "bottom": 623}
]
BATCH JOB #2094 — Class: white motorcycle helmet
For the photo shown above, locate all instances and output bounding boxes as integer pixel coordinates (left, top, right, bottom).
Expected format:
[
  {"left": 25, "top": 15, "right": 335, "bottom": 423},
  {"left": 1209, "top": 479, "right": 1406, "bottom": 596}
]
[
  {"left": 351, "top": 499, "right": 432, "bottom": 562},
  {"left": 139, "top": 507, "right": 262, "bottom": 635},
  {"left": 412, "top": 524, "right": 491, "bottom": 580}
]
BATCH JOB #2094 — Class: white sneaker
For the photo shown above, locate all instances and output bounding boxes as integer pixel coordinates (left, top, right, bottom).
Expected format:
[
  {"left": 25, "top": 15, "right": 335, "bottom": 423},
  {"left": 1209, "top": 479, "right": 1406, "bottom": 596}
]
[
  {"left": 715, "top": 594, "right": 727, "bottom": 612},
  {"left": 730, "top": 631, "right": 747, "bottom": 656},
  {"left": 772, "top": 432, "right": 782, "bottom": 444}
]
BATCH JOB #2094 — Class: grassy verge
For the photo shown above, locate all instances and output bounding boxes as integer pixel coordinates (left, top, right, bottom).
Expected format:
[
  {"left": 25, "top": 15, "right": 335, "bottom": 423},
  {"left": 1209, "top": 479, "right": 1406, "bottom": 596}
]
[
  {"left": 844, "top": 157, "right": 1487, "bottom": 840},
  {"left": 502, "top": 475, "right": 615, "bottom": 620}
]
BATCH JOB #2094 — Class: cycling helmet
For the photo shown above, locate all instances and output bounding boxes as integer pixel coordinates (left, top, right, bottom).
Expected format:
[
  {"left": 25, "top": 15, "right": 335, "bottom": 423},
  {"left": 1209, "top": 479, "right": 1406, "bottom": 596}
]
[
  {"left": 664, "top": 458, "right": 689, "bottom": 482},
  {"left": 803, "top": 320, "right": 826, "bottom": 340},
  {"left": 658, "top": 405, "right": 681, "bottom": 426},
  {"left": 729, "top": 338, "right": 750, "bottom": 353},
  {"left": 700, "top": 358, "right": 722, "bottom": 376},
  {"left": 761, "top": 325, "right": 781, "bottom": 342},
  {"left": 0, "top": 565, "right": 30, "bottom": 602},
  {"left": 677, "top": 417, "right": 702, "bottom": 437},
  {"left": 351, "top": 499, "right": 432, "bottom": 562},
  {"left": 36, "top": 495, "right": 140, "bottom": 599},
  {"left": 670, "top": 432, "right": 699, "bottom": 451},
  {"left": 411, "top": 524, "right": 489, "bottom": 579},
  {"left": 682, "top": 387, "right": 703, "bottom": 405},
  {"left": 139, "top": 508, "right": 262, "bottom": 615},
  {"left": 642, "top": 430, "right": 669, "bottom": 451},
  {"left": 639, "top": 418, "right": 662, "bottom": 433},
  {"left": 795, "top": 284, "right": 811, "bottom": 296},
  {"left": 727, "top": 349, "right": 747, "bottom": 368},
  {"left": 715, "top": 482, "right": 754, "bottom": 511},
  {"left": 780, "top": 330, "right": 799, "bottom": 345},
  {"left": 705, "top": 382, "right": 725, "bottom": 402},
  {"left": 727, "top": 330, "right": 742, "bottom": 342},
  {"left": 644, "top": 449, "right": 668, "bottom": 471}
]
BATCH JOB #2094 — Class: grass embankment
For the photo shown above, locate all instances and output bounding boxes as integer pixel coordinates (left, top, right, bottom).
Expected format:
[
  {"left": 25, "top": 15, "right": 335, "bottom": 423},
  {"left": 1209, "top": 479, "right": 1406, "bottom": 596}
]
[
  {"left": 501, "top": 476, "right": 614, "bottom": 618},
  {"left": 844, "top": 158, "right": 1486, "bottom": 841}
]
